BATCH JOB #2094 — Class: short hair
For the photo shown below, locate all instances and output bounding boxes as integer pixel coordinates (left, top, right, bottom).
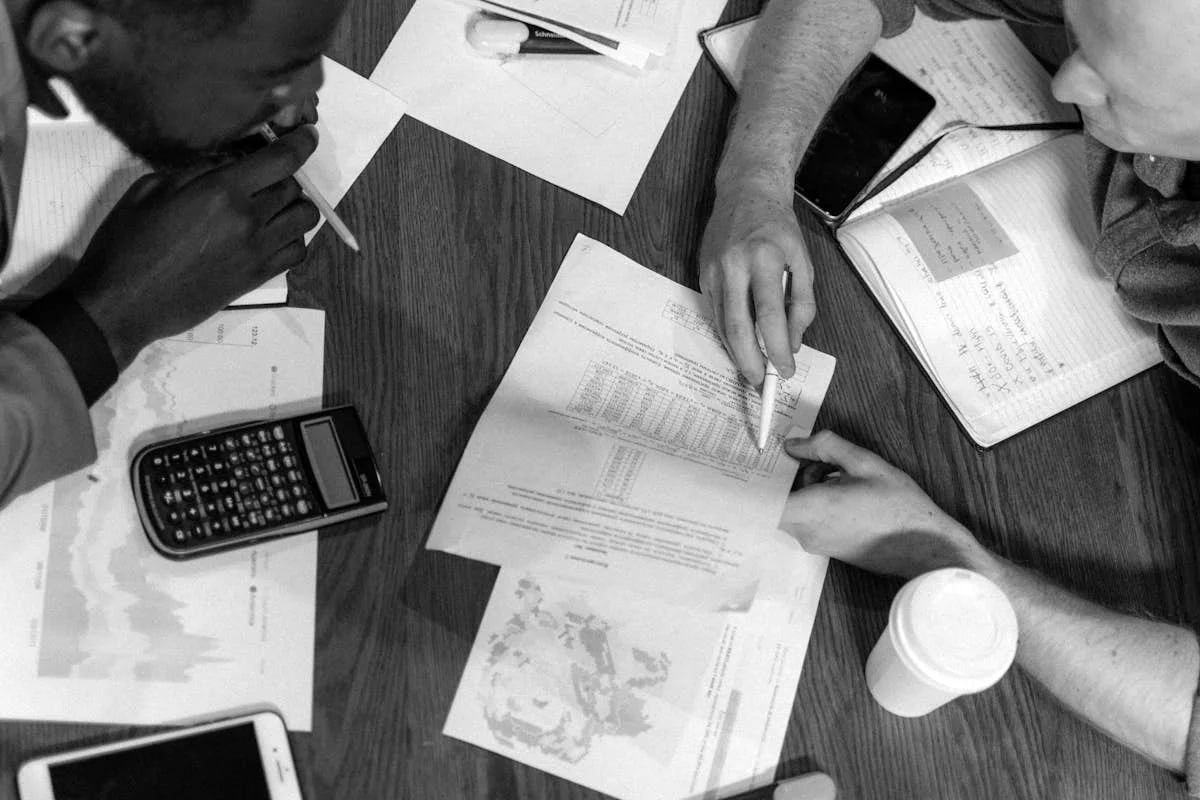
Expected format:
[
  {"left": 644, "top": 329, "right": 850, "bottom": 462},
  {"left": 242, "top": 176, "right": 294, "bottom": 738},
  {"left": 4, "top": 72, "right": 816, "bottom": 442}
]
[{"left": 84, "top": 0, "right": 254, "bottom": 39}]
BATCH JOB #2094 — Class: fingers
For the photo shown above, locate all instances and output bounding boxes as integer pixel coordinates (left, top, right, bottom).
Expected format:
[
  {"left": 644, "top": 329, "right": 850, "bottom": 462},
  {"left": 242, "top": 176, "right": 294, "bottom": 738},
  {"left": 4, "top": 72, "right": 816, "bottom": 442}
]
[
  {"left": 260, "top": 239, "right": 308, "bottom": 279},
  {"left": 228, "top": 125, "right": 319, "bottom": 194},
  {"left": 721, "top": 254, "right": 765, "bottom": 386},
  {"left": 785, "top": 240, "right": 817, "bottom": 353},
  {"left": 749, "top": 241, "right": 794, "bottom": 379},
  {"left": 783, "top": 430, "right": 886, "bottom": 476},
  {"left": 252, "top": 177, "right": 305, "bottom": 222},
  {"left": 261, "top": 196, "right": 320, "bottom": 254}
]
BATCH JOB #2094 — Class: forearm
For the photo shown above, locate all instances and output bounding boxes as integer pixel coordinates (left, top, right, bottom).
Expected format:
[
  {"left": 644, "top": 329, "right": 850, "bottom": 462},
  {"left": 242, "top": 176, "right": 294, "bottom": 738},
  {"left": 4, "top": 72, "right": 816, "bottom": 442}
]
[
  {"left": 956, "top": 540, "right": 1199, "bottom": 772},
  {"left": 716, "top": 0, "right": 883, "bottom": 195}
]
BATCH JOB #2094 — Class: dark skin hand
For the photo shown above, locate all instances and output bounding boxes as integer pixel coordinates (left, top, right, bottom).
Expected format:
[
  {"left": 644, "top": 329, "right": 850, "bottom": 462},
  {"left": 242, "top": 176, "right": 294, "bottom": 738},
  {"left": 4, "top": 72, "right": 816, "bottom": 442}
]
[{"left": 67, "top": 126, "right": 321, "bottom": 369}]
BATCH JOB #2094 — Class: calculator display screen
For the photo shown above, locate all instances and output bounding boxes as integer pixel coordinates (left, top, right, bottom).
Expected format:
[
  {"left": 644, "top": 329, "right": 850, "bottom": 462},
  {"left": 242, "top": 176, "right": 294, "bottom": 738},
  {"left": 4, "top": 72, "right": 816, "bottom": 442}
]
[{"left": 300, "top": 418, "right": 358, "bottom": 509}]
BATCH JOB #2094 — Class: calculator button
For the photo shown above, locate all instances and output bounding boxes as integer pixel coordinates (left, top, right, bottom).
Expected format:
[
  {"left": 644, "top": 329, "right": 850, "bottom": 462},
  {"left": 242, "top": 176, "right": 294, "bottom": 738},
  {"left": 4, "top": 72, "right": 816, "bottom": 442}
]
[
  {"left": 290, "top": 485, "right": 306, "bottom": 498},
  {"left": 296, "top": 500, "right": 311, "bottom": 515},
  {"left": 275, "top": 489, "right": 289, "bottom": 503},
  {"left": 204, "top": 443, "right": 221, "bottom": 457},
  {"left": 233, "top": 466, "right": 248, "bottom": 480},
  {"left": 273, "top": 425, "right": 285, "bottom": 440},
  {"left": 270, "top": 474, "right": 285, "bottom": 488},
  {"left": 186, "top": 507, "right": 202, "bottom": 521},
  {"left": 286, "top": 469, "right": 302, "bottom": 482},
  {"left": 228, "top": 452, "right": 242, "bottom": 465},
  {"left": 257, "top": 491, "right": 272, "bottom": 506},
  {"left": 265, "top": 458, "right": 278, "bottom": 471},
  {"left": 229, "top": 516, "right": 243, "bottom": 531},
  {"left": 187, "top": 446, "right": 203, "bottom": 461},
  {"left": 210, "top": 461, "right": 227, "bottom": 473},
  {"left": 249, "top": 464, "right": 264, "bottom": 477},
  {"left": 170, "top": 529, "right": 187, "bottom": 544},
  {"left": 282, "top": 455, "right": 297, "bottom": 468},
  {"left": 222, "top": 496, "right": 237, "bottom": 511},
  {"left": 169, "top": 451, "right": 185, "bottom": 465},
  {"left": 262, "top": 445, "right": 276, "bottom": 458},
  {"left": 192, "top": 464, "right": 211, "bottom": 478},
  {"left": 210, "top": 520, "right": 227, "bottom": 535},
  {"left": 264, "top": 509, "right": 279, "bottom": 523},
  {"left": 248, "top": 511, "right": 265, "bottom": 527},
  {"left": 172, "top": 469, "right": 189, "bottom": 482},
  {"left": 276, "top": 441, "right": 293, "bottom": 454},
  {"left": 258, "top": 429, "right": 270, "bottom": 443},
  {"left": 166, "top": 509, "right": 183, "bottom": 524},
  {"left": 179, "top": 487, "right": 195, "bottom": 501},
  {"left": 151, "top": 454, "right": 166, "bottom": 468},
  {"left": 162, "top": 490, "right": 179, "bottom": 505},
  {"left": 224, "top": 436, "right": 237, "bottom": 450}
]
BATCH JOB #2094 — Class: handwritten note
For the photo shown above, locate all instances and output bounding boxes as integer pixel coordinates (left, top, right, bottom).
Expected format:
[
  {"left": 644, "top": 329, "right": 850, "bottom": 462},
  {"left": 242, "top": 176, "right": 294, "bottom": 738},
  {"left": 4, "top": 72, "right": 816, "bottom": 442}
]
[{"left": 890, "top": 181, "right": 1018, "bottom": 281}]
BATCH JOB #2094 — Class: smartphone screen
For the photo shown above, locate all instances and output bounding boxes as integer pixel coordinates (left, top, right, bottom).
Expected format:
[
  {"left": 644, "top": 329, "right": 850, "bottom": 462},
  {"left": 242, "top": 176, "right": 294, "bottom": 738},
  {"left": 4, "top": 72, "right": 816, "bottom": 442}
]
[
  {"left": 795, "top": 54, "right": 935, "bottom": 222},
  {"left": 47, "top": 722, "right": 271, "bottom": 800}
]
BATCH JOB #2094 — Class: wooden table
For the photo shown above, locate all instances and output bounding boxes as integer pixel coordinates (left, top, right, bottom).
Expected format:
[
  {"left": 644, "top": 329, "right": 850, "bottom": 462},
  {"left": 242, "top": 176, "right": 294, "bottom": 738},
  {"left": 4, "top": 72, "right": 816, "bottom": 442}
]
[{"left": 4, "top": 1, "right": 1199, "bottom": 798}]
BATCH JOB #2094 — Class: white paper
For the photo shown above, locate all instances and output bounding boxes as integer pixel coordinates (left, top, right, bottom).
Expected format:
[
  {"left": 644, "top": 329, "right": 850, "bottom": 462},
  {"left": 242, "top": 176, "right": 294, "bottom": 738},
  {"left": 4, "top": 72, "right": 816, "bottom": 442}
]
[
  {"left": 371, "top": 0, "right": 726, "bottom": 214},
  {"left": 1, "top": 57, "right": 405, "bottom": 306},
  {"left": 445, "top": 558, "right": 828, "bottom": 800},
  {"left": 427, "top": 234, "right": 836, "bottom": 607},
  {"left": 0, "top": 307, "right": 325, "bottom": 730}
]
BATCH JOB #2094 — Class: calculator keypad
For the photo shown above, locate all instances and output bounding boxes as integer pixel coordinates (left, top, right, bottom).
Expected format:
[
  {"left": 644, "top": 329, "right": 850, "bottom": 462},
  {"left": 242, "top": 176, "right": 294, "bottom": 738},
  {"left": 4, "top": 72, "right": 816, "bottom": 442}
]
[{"left": 144, "top": 423, "right": 318, "bottom": 548}]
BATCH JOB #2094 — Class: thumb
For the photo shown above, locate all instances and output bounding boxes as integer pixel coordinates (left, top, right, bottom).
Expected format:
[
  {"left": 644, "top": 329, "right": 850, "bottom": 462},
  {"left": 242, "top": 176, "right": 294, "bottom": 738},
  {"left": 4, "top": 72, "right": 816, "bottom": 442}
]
[{"left": 783, "top": 430, "right": 884, "bottom": 477}]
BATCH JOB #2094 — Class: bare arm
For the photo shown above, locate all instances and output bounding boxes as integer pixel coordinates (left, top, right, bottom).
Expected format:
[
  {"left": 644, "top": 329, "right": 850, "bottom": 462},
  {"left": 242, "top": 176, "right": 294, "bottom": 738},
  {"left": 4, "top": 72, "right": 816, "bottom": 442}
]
[
  {"left": 781, "top": 431, "right": 1199, "bottom": 772},
  {"left": 700, "top": 0, "right": 882, "bottom": 385}
]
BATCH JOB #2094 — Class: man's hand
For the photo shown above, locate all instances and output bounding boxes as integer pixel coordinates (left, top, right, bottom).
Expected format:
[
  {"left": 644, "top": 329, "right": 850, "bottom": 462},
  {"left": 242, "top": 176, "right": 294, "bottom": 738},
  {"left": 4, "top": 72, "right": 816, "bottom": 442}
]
[
  {"left": 68, "top": 126, "right": 321, "bottom": 369},
  {"left": 699, "top": 180, "right": 816, "bottom": 386},
  {"left": 780, "top": 431, "right": 985, "bottom": 578}
]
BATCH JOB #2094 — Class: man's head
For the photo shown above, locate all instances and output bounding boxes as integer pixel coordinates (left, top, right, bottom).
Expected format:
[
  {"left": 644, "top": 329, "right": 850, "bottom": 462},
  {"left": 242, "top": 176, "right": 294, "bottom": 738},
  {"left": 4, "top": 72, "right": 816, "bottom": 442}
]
[
  {"left": 19, "top": 0, "right": 348, "bottom": 166},
  {"left": 1052, "top": 0, "right": 1200, "bottom": 159}
]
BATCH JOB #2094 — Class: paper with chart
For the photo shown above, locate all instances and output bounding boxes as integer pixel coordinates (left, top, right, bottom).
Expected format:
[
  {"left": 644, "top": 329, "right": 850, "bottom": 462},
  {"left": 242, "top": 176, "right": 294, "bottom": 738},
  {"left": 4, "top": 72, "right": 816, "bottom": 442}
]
[
  {"left": 445, "top": 556, "right": 828, "bottom": 800},
  {"left": 427, "top": 234, "right": 836, "bottom": 607},
  {"left": 371, "top": 0, "right": 725, "bottom": 214},
  {"left": 1, "top": 57, "right": 405, "bottom": 306},
  {"left": 0, "top": 307, "right": 324, "bottom": 729},
  {"left": 704, "top": 12, "right": 1079, "bottom": 218}
]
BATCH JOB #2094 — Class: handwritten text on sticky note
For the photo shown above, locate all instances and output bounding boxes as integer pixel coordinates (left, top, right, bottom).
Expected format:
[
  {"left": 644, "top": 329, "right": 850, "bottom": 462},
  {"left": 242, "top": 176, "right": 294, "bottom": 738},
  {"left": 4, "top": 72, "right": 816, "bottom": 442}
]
[{"left": 888, "top": 181, "right": 1018, "bottom": 282}]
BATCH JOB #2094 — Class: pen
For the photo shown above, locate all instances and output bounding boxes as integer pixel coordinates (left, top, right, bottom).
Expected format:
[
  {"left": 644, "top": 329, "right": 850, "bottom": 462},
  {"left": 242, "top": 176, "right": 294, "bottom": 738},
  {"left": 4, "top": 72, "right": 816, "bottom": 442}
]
[
  {"left": 756, "top": 271, "right": 791, "bottom": 451},
  {"left": 466, "top": 12, "right": 600, "bottom": 58},
  {"left": 723, "top": 771, "right": 837, "bottom": 800},
  {"left": 258, "top": 123, "right": 361, "bottom": 254}
]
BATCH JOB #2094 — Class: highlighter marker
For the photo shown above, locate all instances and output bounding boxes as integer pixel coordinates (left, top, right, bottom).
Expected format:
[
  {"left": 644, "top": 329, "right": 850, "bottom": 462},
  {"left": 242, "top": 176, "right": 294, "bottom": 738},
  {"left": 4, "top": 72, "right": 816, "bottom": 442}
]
[{"left": 466, "top": 13, "right": 600, "bottom": 58}]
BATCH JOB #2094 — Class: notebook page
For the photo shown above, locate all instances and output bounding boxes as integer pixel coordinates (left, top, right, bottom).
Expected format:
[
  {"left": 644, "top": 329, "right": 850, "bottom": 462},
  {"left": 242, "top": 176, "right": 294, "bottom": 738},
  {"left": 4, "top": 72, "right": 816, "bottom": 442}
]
[{"left": 837, "top": 135, "right": 1160, "bottom": 446}]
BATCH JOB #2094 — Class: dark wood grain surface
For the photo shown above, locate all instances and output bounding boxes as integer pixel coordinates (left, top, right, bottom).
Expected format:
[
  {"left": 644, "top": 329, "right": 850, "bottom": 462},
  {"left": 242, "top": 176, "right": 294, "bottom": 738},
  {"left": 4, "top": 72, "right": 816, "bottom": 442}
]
[{"left": 3, "top": 1, "right": 1199, "bottom": 798}]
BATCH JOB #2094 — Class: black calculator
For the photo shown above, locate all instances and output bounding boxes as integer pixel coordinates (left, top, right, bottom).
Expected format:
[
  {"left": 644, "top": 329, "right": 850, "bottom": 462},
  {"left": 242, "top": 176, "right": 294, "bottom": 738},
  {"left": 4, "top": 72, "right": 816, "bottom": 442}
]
[{"left": 132, "top": 405, "right": 387, "bottom": 559}]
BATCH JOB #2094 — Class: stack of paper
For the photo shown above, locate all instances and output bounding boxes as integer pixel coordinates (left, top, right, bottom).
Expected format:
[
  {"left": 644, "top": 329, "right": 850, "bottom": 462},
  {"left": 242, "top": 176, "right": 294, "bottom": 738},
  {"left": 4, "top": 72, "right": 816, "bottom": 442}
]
[
  {"left": 2, "top": 58, "right": 406, "bottom": 307},
  {"left": 431, "top": 235, "right": 838, "bottom": 799}
]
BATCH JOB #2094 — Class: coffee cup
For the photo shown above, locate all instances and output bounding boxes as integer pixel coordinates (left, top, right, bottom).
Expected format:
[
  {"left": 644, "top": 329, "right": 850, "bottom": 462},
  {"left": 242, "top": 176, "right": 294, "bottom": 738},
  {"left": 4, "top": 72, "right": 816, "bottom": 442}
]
[{"left": 865, "top": 567, "right": 1018, "bottom": 717}]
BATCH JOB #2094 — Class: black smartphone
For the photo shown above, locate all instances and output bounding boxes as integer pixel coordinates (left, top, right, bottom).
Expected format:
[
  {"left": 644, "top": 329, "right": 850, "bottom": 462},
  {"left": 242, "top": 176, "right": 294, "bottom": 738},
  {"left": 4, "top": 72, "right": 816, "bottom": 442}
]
[
  {"left": 795, "top": 54, "right": 936, "bottom": 224},
  {"left": 131, "top": 405, "right": 387, "bottom": 559}
]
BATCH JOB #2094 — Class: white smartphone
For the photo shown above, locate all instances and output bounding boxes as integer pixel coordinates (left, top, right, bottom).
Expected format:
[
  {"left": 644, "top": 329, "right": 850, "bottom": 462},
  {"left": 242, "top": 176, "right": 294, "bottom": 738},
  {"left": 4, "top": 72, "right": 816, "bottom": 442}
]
[{"left": 16, "top": 711, "right": 303, "bottom": 800}]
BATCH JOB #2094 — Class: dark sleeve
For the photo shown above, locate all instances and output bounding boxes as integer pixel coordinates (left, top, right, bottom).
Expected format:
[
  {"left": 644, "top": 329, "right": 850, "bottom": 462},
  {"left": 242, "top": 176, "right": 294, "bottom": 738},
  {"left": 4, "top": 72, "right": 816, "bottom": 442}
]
[{"left": 17, "top": 290, "right": 118, "bottom": 405}]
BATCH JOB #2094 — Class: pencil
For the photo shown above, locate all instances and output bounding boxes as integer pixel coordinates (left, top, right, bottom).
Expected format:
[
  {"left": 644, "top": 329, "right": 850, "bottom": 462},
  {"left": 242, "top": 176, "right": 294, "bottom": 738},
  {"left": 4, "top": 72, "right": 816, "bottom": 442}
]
[
  {"left": 258, "top": 124, "right": 361, "bottom": 254},
  {"left": 756, "top": 271, "right": 791, "bottom": 451}
]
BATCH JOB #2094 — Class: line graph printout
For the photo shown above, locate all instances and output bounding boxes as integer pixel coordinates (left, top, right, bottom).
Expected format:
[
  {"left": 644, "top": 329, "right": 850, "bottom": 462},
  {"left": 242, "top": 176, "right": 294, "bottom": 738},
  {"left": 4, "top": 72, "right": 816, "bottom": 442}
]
[
  {"left": 0, "top": 308, "right": 325, "bottom": 729},
  {"left": 427, "top": 235, "right": 836, "bottom": 609}
]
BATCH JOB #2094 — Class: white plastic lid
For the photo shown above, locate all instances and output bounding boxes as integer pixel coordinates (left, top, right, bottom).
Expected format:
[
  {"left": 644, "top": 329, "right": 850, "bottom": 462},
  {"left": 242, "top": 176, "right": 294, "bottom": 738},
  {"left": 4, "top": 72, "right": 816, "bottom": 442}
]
[{"left": 889, "top": 568, "right": 1018, "bottom": 694}]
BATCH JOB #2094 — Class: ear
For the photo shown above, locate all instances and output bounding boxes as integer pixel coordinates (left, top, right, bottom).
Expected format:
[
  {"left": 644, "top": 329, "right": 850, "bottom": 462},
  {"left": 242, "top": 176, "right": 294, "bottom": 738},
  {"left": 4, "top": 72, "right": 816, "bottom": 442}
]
[{"left": 24, "top": 1, "right": 123, "bottom": 75}]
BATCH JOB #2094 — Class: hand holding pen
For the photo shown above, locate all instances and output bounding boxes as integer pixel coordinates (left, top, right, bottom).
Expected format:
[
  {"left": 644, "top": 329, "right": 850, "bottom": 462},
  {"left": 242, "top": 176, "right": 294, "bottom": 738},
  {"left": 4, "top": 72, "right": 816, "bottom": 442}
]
[
  {"left": 756, "top": 270, "right": 792, "bottom": 451},
  {"left": 258, "top": 123, "right": 360, "bottom": 253}
]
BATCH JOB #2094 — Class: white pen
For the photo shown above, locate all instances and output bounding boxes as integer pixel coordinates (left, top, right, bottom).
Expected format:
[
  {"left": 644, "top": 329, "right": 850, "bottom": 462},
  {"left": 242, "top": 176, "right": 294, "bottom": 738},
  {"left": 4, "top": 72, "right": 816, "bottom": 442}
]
[
  {"left": 756, "top": 271, "right": 791, "bottom": 451},
  {"left": 258, "top": 123, "right": 361, "bottom": 254}
]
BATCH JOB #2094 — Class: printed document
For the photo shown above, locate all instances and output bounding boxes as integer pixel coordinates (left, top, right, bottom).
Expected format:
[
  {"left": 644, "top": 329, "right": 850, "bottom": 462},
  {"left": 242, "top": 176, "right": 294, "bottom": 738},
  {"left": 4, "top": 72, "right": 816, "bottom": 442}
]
[
  {"left": 445, "top": 559, "right": 827, "bottom": 800},
  {"left": 0, "top": 308, "right": 325, "bottom": 730},
  {"left": 2, "top": 57, "right": 405, "bottom": 306},
  {"left": 427, "top": 234, "right": 836, "bottom": 608},
  {"left": 370, "top": 0, "right": 725, "bottom": 214}
]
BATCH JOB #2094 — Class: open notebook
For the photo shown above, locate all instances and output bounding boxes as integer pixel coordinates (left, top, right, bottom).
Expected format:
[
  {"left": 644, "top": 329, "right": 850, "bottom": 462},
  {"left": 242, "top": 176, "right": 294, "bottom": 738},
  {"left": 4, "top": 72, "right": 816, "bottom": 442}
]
[{"left": 702, "top": 14, "right": 1161, "bottom": 447}]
